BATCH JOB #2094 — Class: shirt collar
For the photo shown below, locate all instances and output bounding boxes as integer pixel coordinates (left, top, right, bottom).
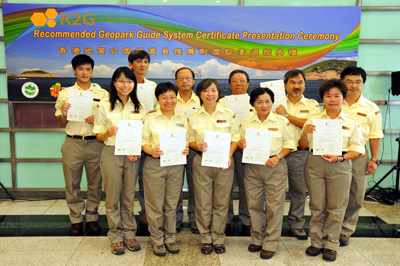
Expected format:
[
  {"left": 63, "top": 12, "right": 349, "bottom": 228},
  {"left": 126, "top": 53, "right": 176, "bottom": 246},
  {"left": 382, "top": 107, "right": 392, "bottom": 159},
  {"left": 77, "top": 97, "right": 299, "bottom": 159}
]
[
  {"left": 250, "top": 111, "right": 277, "bottom": 123},
  {"left": 73, "top": 82, "right": 96, "bottom": 91},
  {"left": 321, "top": 107, "right": 347, "bottom": 120},
  {"left": 177, "top": 91, "right": 199, "bottom": 103},
  {"left": 287, "top": 95, "right": 306, "bottom": 105}
]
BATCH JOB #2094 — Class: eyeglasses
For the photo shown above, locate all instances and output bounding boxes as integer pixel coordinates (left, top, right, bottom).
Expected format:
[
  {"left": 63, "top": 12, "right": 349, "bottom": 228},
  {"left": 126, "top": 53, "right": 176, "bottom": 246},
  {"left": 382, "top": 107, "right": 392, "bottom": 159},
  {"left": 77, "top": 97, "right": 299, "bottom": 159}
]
[
  {"left": 177, "top": 77, "right": 193, "bottom": 82},
  {"left": 231, "top": 79, "right": 247, "bottom": 84},
  {"left": 345, "top": 80, "right": 363, "bottom": 85},
  {"left": 116, "top": 80, "right": 134, "bottom": 85}
]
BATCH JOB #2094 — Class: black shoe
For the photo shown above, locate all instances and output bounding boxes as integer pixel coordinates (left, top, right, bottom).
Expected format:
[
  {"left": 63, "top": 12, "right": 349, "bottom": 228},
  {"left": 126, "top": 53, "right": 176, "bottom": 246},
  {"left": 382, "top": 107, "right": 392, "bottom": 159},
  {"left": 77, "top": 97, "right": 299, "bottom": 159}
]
[
  {"left": 305, "top": 246, "right": 323, "bottom": 256},
  {"left": 69, "top": 222, "right": 83, "bottom": 236},
  {"left": 190, "top": 222, "right": 199, "bottom": 234},
  {"left": 86, "top": 221, "right": 101, "bottom": 236},
  {"left": 242, "top": 224, "right": 251, "bottom": 235}
]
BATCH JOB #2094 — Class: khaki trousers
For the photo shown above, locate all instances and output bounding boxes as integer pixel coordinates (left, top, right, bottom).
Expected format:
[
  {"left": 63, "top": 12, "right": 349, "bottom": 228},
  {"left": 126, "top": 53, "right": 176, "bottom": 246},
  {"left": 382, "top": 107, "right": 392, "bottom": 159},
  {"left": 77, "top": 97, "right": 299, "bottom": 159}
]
[
  {"left": 101, "top": 145, "right": 139, "bottom": 243},
  {"left": 244, "top": 160, "right": 287, "bottom": 252},
  {"left": 61, "top": 136, "right": 103, "bottom": 224},
  {"left": 342, "top": 150, "right": 369, "bottom": 236},
  {"left": 192, "top": 153, "right": 234, "bottom": 245},
  {"left": 305, "top": 154, "right": 352, "bottom": 251},
  {"left": 143, "top": 156, "right": 184, "bottom": 245}
]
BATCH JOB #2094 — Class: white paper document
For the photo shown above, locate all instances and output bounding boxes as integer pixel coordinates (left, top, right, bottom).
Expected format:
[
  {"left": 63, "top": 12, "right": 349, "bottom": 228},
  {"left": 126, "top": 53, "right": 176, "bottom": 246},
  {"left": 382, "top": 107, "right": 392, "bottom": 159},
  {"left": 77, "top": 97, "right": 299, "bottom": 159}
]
[
  {"left": 67, "top": 89, "right": 94, "bottom": 122},
  {"left": 160, "top": 130, "right": 187, "bottom": 167},
  {"left": 224, "top": 94, "right": 251, "bottom": 125},
  {"left": 313, "top": 119, "right": 342, "bottom": 156},
  {"left": 201, "top": 131, "right": 231, "bottom": 168},
  {"left": 176, "top": 108, "right": 198, "bottom": 118},
  {"left": 242, "top": 128, "right": 272, "bottom": 165},
  {"left": 260, "top": 79, "right": 287, "bottom": 112},
  {"left": 114, "top": 120, "right": 142, "bottom": 155},
  {"left": 137, "top": 83, "right": 154, "bottom": 114}
]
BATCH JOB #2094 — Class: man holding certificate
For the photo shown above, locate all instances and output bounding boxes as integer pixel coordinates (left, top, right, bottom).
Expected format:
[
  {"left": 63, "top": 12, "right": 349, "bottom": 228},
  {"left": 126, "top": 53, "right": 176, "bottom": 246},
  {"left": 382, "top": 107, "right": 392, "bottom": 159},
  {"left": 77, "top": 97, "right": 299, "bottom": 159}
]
[
  {"left": 238, "top": 88, "right": 296, "bottom": 260},
  {"left": 218, "top": 69, "right": 253, "bottom": 235},
  {"left": 339, "top": 67, "right": 383, "bottom": 246},
  {"left": 142, "top": 82, "right": 189, "bottom": 257},
  {"left": 299, "top": 79, "right": 364, "bottom": 262},
  {"left": 174, "top": 67, "right": 201, "bottom": 234},
  {"left": 94, "top": 67, "right": 146, "bottom": 255},
  {"left": 188, "top": 79, "right": 239, "bottom": 255},
  {"left": 55, "top": 54, "right": 109, "bottom": 236},
  {"left": 276, "top": 69, "right": 320, "bottom": 240}
]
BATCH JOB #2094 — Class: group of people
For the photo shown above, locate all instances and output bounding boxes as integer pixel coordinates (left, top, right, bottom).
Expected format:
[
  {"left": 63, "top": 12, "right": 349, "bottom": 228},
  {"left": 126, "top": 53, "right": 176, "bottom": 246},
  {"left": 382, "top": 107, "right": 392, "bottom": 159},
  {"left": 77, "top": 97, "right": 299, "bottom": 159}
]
[{"left": 55, "top": 51, "right": 383, "bottom": 262}]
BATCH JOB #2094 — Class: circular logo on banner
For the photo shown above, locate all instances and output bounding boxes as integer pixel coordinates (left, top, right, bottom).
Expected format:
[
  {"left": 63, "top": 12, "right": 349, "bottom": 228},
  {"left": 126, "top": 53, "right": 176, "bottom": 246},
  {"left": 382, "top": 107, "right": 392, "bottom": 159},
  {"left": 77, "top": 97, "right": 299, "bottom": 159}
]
[{"left": 21, "top": 82, "right": 39, "bottom": 98}]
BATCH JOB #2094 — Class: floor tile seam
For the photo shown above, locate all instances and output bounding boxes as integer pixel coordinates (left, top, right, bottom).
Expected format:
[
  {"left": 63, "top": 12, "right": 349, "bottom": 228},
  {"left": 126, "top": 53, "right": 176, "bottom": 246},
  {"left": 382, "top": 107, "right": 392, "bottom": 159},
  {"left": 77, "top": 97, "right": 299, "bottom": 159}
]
[
  {"left": 65, "top": 237, "right": 85, "bottom": 266},
  {"left": 349, "top": 243, "right": 375, "bottom": 265}
]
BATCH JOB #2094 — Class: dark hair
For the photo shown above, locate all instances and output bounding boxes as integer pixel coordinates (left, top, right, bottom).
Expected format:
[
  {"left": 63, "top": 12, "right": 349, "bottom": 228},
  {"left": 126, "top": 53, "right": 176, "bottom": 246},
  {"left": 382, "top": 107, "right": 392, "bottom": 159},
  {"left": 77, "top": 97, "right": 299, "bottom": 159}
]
[
  {"left": 283, "top": 69, "right": 307, "bottom": 83},
  {"left": 319, "top": 79, "right": 348, "bottom": 100},
  {"left": 250, "top": 87, "right": 275, "bottom": 106},
  {"left": 229, "top": 69, "right": 250, "bottom": 83},
  {"left": 109, "top": 67, "right": 140, "bottom": 111},
  {"left": 71, "top": 54, "right": 94, "bottom": 69},
  {"left": 175, "top": 67, "right": 195, "bottom": 80},
  {"left": 340, "top": 66, "right": 367, "bottom": 83},
  {"left": 128, "top": 50, "right": 150, "bottom": 63},
  {"left": 155, "top": 82, "right": 178, "bottom": 100},
  {"left": 195, "top": 79, "right": 221, "bottom": 105}
]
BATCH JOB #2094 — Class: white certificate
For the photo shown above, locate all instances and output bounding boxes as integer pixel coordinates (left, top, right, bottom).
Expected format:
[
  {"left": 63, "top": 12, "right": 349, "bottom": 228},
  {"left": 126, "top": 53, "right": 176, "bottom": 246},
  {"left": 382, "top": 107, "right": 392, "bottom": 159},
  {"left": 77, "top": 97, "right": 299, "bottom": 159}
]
[
  {"left": 114, "top": 120, "right": 142, "bottom": 155},
  {"left": 201, "top": 131, "right": 231, "bottom": 168},
  {"left": 160, "top": 130, "right": 187, "bottom": 167},
  {"left": 224, "top": 94, "right": 251, "bottom": 125},
  {"left": 260, "top": 79, "right": 287, "bottom": 112},
  {"left": 137, "top": 83, "right": 154, "bottom": 114},
  {"left": 242, "top": 128, "right": 272, "bottom": 165},
  {"left": 67, "top": 89, "right": 94, "bottom": 122},
  {"left": 313, "top": 119, "right": 342, "bottom": 156},
  {"left": 176, "top": 108, "right": 198, "bottom": 118}
]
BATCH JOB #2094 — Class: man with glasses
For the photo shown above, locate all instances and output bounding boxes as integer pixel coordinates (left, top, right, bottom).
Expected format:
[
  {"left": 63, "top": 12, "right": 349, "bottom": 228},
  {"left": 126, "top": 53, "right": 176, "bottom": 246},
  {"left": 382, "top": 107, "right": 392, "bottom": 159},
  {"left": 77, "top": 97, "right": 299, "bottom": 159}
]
[
  {"left": 339, "top": 66, "right": 383, "bottom": 246},
  {"left": 276, "top": 69, "right": 320, "bottom": 240}
]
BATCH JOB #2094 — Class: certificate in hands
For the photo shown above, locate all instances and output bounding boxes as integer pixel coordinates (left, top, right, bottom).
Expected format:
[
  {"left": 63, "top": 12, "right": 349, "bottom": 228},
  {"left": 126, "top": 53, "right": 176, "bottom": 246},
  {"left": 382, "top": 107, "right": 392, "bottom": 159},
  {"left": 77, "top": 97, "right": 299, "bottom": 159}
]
[
  {"left": 242, "top": 128, "right": 272, "bottom": 165},
  {"left": 201, "top": 131, "right": 231, "bottom": 168},
  {"left": 224, "top": 94, "right": 250, "bottom": 125},
  {"left": 260, "top": 79, "right": 287, "bottom": 112},
  {"left": 67, "top": 89, "right": 94, "bottom": 122},
  {"left": 137, "top": 83, "right": 154, "bottom": 114},
  {"left": 114, "top": 120, "right": 142, "bottom": 156},
  {"left": 313, "top": 119, "right": 342, "bottom": 156},
  {"left": 160, "top": 130, "right": 187, "bottom": 167}
]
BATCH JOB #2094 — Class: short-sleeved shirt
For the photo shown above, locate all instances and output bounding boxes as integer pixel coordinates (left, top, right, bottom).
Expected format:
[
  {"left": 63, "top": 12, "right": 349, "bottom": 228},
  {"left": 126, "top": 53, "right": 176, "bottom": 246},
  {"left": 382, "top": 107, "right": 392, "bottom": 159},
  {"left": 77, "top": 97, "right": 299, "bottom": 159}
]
[
  {"left": 55, "top": 82, "right": 109, "bottom": 136},
  {"left": 188, "top": 103, "right": 240, "bottom": 143},
  {"left": 142, "top": 110, "right": 188, "bottom": 148},
  {"left": 93, "top": 98, "right": 146, "bottom": 146},
  {"left": 342, "top": 95, "right": 383, "bottom": 145},
  {"left": 302, "top": 108, "right": 365, "bottom": 155},
  {"left": 286, "top": 95, "right": 320, "bottom": 141},
  {"left": 175, "top": 91, "right": 201, "bottom": 110},
  {"left": 240, "top": 112, "right": 297, "bottom": 156}
]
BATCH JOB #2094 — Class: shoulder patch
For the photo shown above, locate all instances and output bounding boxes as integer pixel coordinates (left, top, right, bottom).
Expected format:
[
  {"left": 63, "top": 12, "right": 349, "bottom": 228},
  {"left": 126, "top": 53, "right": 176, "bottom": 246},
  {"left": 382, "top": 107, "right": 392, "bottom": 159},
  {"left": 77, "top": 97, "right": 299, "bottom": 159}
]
[
  {"left": 287, "top": 122, "right": 290, "bottom": 126},
  {"left": 233, "top": 114, "right": 236, "bottom": 119},
  {"left": 375, "top": 111, "right": 381, "bottom": 115}
]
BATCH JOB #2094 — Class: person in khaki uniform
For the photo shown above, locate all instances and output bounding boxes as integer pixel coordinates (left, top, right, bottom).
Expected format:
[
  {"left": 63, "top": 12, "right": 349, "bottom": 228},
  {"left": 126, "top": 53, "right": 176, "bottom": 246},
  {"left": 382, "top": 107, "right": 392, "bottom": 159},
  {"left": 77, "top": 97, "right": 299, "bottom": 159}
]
[
  {"left": 174, "top": 67, "right": 201, "bottom": 234},
  {"left": 55, "top": 54, "right": 109, "bottom": 236},
  {"left": 238, "top": 88, "right": 296, "bottom": 260},
  {"left": 93, "top": 67, "right": 145, "bottom": 255},
  {"left": 276, "top": 69, "right": 320, "bottom": 240},
  {"left": 299, "top": 79, "right": 364, "bottom": 262},
  {"left": 142, "top": 82, "right": 189, "bottom": 256},
  {"left": 188, "top": 78, "right": 239, "bottom": 255},
  {"left": 339, "top": 67, "right": 383, "bottom": 246}
]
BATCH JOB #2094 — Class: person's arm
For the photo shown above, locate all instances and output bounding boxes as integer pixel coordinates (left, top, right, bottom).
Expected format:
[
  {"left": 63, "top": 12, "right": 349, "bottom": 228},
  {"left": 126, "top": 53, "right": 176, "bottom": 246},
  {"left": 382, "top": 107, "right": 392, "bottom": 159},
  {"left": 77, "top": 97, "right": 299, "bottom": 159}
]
[
  {"left": 299, "top": 124, "right": 314, "bottom": 150},
  {"left": 96, "top": 126, "right": 118, "bottom": 142},
  {"left": 56, "top": 103, "right": 71, "bottom": 126},
  {"left": 276, "top": 104, "right": 307, "bottom": 128},
  {"left": 366, "top": 138, "right": 381, "bottom": 175}
]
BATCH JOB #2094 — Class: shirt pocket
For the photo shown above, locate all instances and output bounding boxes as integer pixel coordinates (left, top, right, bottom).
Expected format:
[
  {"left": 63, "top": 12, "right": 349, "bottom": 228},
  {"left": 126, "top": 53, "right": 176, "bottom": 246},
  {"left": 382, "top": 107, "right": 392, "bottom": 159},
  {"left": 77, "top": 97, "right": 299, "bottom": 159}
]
[{"left": 215, "top": 122, "right": 230, "bottom": 133}]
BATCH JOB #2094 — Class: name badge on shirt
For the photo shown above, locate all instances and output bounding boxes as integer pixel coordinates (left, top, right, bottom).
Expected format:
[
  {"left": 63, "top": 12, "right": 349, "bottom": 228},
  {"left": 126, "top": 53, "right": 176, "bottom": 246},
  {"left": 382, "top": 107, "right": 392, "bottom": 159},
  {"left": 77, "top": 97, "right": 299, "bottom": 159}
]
[
  {"left": 300, "top": 110, "right": 309, "bottom": 113},
  {"left": 268, "top": 128, "right": 278, "bottom": 131},
  {"left": 176, "top": 123, "right": 184, "bottom": 127},
  {"left": 357, "top": 112, "right": 367, "bottom": 117},
  {"left": 131, "top": 110, "right": 140, "bottom": 114},
  {"left": 217, "top": 120, "right": 227, "bottom": 123},
  {"left": 93, "top": 98, "right": 101, "bottom": 102},
  {"left": 342, "top": 126, "right": 350, "bottom": 130}
]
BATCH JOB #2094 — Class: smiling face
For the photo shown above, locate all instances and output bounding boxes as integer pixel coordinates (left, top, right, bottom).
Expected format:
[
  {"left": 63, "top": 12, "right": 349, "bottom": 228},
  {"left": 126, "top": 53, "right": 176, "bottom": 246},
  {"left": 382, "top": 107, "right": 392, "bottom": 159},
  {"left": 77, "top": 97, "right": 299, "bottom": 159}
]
[
  {"left": 200, "top": 82, "right": 219, "bottom": 106},
  {"left": 158, "top": 90, "right": 177, "bottom": 112},
  {"left": 229, "top": 73, "right": 249, "bottom": 95},
  {"left": 253, "top": 92, "right": 273, "bottom": 118},
  {"left": 343, "top": 74, "right": 364, "bottom": 99},
  {"left": 73, "top": 63, "right": 93, "bottom": 86},
  {"left": 323, "top": 87, "right": 344, "bottom": 113},
  {"left": 285, "top": 73, "right": 305, "bottom": 99},
  {"left": 114, "top": 72, "right": 134, "bottom": 100},
  {"left": 129, "top": 58, "right": 149, "bottom": 76}
]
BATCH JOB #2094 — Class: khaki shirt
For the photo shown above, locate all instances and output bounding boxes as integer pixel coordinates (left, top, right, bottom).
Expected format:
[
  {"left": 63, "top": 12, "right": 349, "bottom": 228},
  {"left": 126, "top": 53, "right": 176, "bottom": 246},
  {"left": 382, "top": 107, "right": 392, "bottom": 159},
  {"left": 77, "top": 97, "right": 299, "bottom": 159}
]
[
  {"left": 188, "top": 103, "right": 240, "bottom": 143},
  {"left": 142, "top": 110, "right": 188, "bottom": 148},
  {"left": 176, "top": 91, "right": 201, "bottom": 110},
  {"left": 342, "top": 95, "right": 383, "bottom": 145},
  {"left": 55, "top": 82, "right": 109, "bottom": 136},
  {"left": 286, "top": 95, "right": 320, "bottom": 141},
  {"left": 240, "top": 112, "right": 296, "bottom": 156},
  {"left": 302, "top": 108, "right": 365, "bottom": 154},
  {"left": 93, "top": 98, "right": 146, "bottom": 146}
]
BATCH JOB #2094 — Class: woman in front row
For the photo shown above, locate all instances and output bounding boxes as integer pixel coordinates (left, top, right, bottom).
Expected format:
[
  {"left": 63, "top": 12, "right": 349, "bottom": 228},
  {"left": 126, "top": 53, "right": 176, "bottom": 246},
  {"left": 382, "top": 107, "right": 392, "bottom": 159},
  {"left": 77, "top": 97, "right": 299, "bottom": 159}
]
[
  {"left": 93, "top": 67, "right": 146, "bottom": 255},
  {"left": 142, "top": 82, "right": 189, "bottom": 257},
  {"left": 238, "top": 88, "right": 295, "bottom": 260},
  {"left": 188, "top": 78, "right": 239, "bottom": 254},
  {"left": 299, "top": 79, "right": 364, "bottom": 262}
]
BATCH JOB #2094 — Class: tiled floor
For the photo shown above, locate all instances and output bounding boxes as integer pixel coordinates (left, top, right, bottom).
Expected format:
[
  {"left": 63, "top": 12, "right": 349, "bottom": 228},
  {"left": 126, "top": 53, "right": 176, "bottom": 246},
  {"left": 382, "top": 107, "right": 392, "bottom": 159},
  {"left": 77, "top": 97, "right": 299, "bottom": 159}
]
[{"left": 0, "top": 199, "right": 399, "bottom": 265}]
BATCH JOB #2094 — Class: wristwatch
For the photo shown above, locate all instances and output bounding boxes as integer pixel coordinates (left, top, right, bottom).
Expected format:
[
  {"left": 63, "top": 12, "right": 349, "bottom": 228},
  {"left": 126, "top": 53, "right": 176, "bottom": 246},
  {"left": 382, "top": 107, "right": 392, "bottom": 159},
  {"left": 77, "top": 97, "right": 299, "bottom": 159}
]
[
  {"left": 370, "top": 158, "right": 381, "bottom": 165},
  {"left": 277, "top": 155, "right": 282, "bottom": 161},
  {"left": 284, "top": 113, "right": 291, "bottom": 118}
]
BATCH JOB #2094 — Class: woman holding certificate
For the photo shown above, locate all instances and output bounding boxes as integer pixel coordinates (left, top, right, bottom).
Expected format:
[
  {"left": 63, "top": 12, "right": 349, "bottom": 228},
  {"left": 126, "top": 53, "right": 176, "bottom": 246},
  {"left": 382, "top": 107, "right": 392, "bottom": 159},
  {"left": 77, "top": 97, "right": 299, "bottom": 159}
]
[
  {"left": 142, "top": 82, "right": 189, "bottom": 256},
  {"left": 299, "top": 79, "right": 364, "bottom": 262},
  {"left": 238, "top": 88, "right": 296, "bottom": 260},
  {"left": 188, "top": 78, "right": 240, "bottom": 255},
  {"left": 93, "top": 67, "right": 146, "bottom": 255}
]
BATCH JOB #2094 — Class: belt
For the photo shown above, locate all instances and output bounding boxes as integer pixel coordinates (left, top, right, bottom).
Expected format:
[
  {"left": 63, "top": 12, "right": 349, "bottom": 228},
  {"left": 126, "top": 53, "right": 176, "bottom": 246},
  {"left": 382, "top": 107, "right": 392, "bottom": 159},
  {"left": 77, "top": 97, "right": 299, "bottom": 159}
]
[
  {"left": 296, "top": 146, "right": 309, "bottom": 151},
  {"left": 310, "top": 149, "right": 346, "bottom": 155},
  {"left": 67, "top": 134, "right": 97, "bottom": 140}
]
